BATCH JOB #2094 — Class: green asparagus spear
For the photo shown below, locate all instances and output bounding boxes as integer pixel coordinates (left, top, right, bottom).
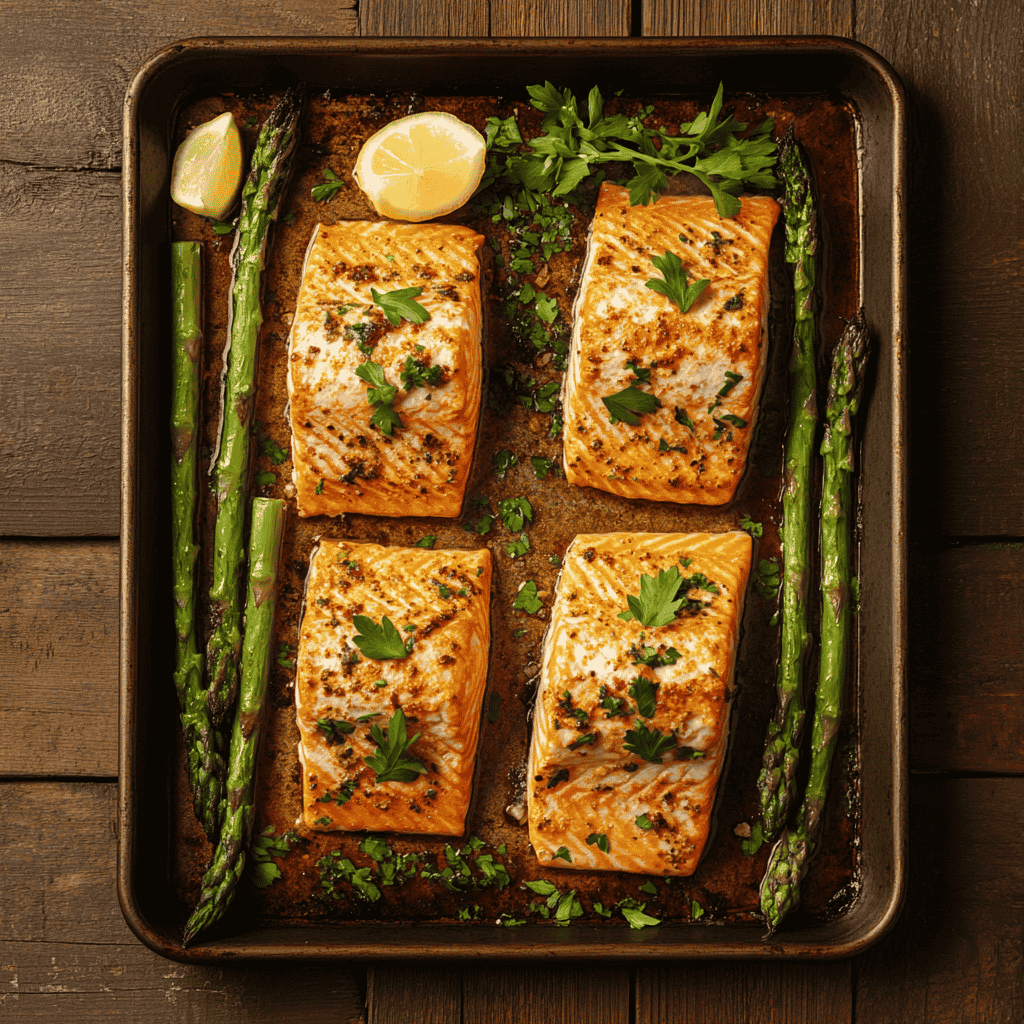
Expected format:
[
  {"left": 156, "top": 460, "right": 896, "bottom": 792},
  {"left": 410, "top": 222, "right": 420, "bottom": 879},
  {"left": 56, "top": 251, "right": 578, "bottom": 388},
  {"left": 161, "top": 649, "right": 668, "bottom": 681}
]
[
  {"left": 758, "top": 128, "right": 819, "bottom": 839},
  {"left": 185, "top": 498, "right": 286, "bottom": 945},
  {"left": 761, "top": 312, "right": 870, "bottom": 935},
  {"left": 205, "top": 88, "right": 303, "bottom": 736},
  {"left": 170, "top": 242, "right": 224, "bottom": 840}
]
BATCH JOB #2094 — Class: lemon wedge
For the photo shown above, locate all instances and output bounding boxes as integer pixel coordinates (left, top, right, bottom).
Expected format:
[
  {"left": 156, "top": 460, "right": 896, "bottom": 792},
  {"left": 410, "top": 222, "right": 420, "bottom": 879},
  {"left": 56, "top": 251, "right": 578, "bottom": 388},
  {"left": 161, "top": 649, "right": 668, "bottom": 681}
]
[
  {"left": 170, "top": 111, "right": 245, "bottom": 220},
  {"left": 353, "top": 111, "right": 486, "bottom": 222}
]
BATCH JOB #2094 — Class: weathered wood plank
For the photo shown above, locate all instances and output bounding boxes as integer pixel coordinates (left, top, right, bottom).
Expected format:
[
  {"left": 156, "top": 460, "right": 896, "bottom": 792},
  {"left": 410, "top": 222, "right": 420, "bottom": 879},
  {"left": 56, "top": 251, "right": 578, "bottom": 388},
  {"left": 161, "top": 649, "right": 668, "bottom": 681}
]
[
  {"left": 0, "top": 165, "right": 121, "bottom": 536},
  {"left": 855, "top": 775, "right": 1024, "bottom": 1023},
  {"left": 366, "top": 967, "right": 462, "bottom": 1024},
  {"left": 490, "top": 0, "right": 631, "bottom": 36},
  {"left": 637, "top": 962, "right": 852, "bottom": 1023},
  {"left": 359, "top": 0, "right": 489, "bottom": 36},
  {"left": 641, "top": 0, "right": 852, "bottom": 37},
  {"left": 857, "top": 0, "right": 1024, "bottom": 536},
  {"left": 910, "top": 544, "right": 1024, "bottom": 772},
  {"left": 0, "top": 0, "right": 357, "bottom": 170},
  {"left": 368, "top": 963, "right": 632, "bottom": 1024},
  {"left": 0, "top": 781, "right": 366, "bottom": 1022},
  {"left": 0, "top": 539, "right": 119, "bottom": 776}
]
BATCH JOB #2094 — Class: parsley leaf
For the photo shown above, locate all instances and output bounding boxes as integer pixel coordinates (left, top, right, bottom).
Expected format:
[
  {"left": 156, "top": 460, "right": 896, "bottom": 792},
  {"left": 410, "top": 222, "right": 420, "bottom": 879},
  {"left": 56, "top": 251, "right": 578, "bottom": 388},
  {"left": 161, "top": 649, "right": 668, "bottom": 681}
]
[
  {"left": 742, "top": 822, "right": 766, "bottom": 856},
  {"left": 415, "top": 535, "right": 436, "bottom": 548},
  {"left": 365, "top": 707, "right": 427, "bottom": 783},
  {"left": 311, "top": 167, "right": 345, "bottom": 202},
  {"left": 371, "top": 286, "right": 430, "bottom": 326},
  {"left": 251, "top": 826, "right": 297, "bottom": 889},
  {"left": 602, "top": 385, "right": 661, "bottom": 426},
  {"left": 317, "top": 717, "right": 356, "bottom": 744},
  {"left": 493, "top": 449, "right": 518, "bottom": 479},
  {"left": 351, "top": 615, "right": 415, "bottom": 660},
  {"left": 621, "top": 903, "right": 661, "bottom": 930},
  {"left": 646, "top": 246, "right": 710, "bottom": 313},
  {"left": 628, "top": 678, "right": 659, "bottom": 718},
  {"left": 531, "top": 455, "right": 557, "bottom": 479},
  {"left": 513, "top": 580, "right": 543, "bottom": 614},
  {"left": 498, "top": 496, "right": 534, "bottom": 532},
  {"left": 552, "top": 846, "right": 572, "bottom": 863},
  {"left": 524, "top": 878, "right": 559, "bottom": 897},
  {"left": 618, "top": 566, "right": 687, "bottom": 626},
  {"left": 506, "top": 534, "right": 530, "bottom": 559},
  {"left": 691, "top": 899, "right": 705, "bottom": 920},
  {"left": 623, "top": 722, "right": 677, "bottom": 763},
  {"left": 755, "top": 557, "right": 781, "bottom": 602},
  {"left": 636, "top": 813, "right": 655, "bottom": 831},
  {"left": 625, "top": 360, "right": 652, "bottom": 384},
  {"left": 586, "top": 832, "right": 610, "bottom": 853}
]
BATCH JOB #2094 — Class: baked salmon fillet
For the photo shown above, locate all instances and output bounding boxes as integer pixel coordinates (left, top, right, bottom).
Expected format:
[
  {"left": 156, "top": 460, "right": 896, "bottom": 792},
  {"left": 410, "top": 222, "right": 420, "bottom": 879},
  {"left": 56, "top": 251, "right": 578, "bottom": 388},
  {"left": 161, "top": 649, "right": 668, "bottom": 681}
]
[
  {"left": 295, "top": 540, "right": 492, "bottom": 835},
  {"left": 563, "top": 182, "right": 780, "bottom": 504},
  {"left": 527, "top": 531, "right": 752, "bottom": 875},
  {"left": 286, "top": 221, "right": 485, "bottom": 518}
]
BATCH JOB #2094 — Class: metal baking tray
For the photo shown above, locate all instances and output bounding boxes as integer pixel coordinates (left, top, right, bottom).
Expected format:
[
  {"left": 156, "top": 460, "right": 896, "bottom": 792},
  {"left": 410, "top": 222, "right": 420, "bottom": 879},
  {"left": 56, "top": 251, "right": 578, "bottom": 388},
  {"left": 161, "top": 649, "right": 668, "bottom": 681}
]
[{"left": 120, "top": 36, "right": 906, "bottom": 962}]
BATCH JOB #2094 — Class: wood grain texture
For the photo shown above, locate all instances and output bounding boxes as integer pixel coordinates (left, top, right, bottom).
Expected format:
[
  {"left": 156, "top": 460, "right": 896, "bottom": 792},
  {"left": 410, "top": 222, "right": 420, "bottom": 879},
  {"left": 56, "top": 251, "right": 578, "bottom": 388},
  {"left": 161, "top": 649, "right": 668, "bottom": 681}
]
[
  {"left": 359, "top": 0, "right": 489, "bottom": 36},
  {"left": 0, "top": 165, "right": 121, "bottom": 536},
  {"left": 857, "top": 0, "right": 1024, "bottom": 536},
  {"left": 641, "top": 0, "right": 852, "bottom": 37},
  {"left": 0, "top": 782, "right": 366, "bottom": 1022},
  {"left": 855, "top": 775, "right": 1024, "bottom": 1023},
  {"left": 0, "top": 540, "right": 119, "bottom": 776},
  {"left": 0, "top": 0, "right": 357, "bottom": 170},
  {"left": 368, "top": 964, "right": 631, "bottom": 1024},
  {"left": 490, "top": 0, "right": 630, "bottom": 36},
  {"left": 910, "top": 544, "right": 1024, "bottom": 772},
  {"left": 637, "top": 962, "right": 852, "bottom": 1023}
]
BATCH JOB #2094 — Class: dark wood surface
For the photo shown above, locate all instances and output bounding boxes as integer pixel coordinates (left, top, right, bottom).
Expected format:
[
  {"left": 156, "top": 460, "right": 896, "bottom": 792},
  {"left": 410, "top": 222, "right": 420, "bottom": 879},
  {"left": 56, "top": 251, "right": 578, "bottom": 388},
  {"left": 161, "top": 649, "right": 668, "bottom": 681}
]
[{"left": 2, "top": 1, "right": 1021, "bottom": 1020}]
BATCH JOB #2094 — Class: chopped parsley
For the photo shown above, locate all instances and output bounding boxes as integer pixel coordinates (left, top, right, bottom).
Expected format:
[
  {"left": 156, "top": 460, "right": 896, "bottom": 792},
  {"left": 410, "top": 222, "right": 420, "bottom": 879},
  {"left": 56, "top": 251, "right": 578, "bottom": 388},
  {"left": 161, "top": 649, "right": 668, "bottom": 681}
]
[
  {"left": 567, "top": 733, "right": 597, "bottom": 750},
  {"left": 620, "top": 902, "right": 661, "bottom": 930},
  {"left": 740, "top": 514, "right": 763, "bottom": 538},
  {"left": 628, "top": 642, "right": 681, "bottom": 667},
  {"left": 755, "top": 557, "right": 781, "bottom": 602},
  {"left": 316, "top": 717, "right": 356, "bottom": 744},
  {"left": 742, "top": 822, "right": 766, "bottom": 856},
  {"left": 250, "top": 826, "right": 298, "bottom": 889},
  {"left": 400, "top": 355, "right": 444, "bottom": 390},
  {"left": 506, "top": 534, "right": 530, "bottom": 559},
  {"left": 552, "top": 846, "right": 572, "bottom": 863},
  {"left": 255, "top": 470, "right": 276, "bottom": 487},
  {"left": 586, "top": 832, "right": 610, "bottom": 853},
  {"left": 546, "top": 768, "right": 570, "bottom": 789},
  {"left": 635, "top": 813, "right": 655, "bottom": 830},
  {"left": 276, "top": 642, "right": 295, "bottom": 669},
  {"left": 415, "top": 534, "right": 436, "bottom": 548},
  {"left": 531, "top": 455, "right": 556, "bottom": 479},
  {"left": 691, "top": 899, "right": 705, "bottom": 920}
]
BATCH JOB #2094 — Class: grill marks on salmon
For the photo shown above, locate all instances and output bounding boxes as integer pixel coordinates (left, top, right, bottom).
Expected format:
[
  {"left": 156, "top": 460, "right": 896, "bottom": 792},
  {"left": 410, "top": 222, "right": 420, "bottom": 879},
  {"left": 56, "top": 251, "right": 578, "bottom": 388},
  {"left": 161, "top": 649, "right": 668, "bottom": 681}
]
[
  {"left": 527, "top": 532, "right": 752, "bottom": 875},
  {"left": 563, "top": 182, "right": 780, "bottom": 505},
  {"left": 287, "top": 221, "right": 485, "bottom": 518},
  {"left": 295, "top": 540, "right": 492, "bottom": 835}
]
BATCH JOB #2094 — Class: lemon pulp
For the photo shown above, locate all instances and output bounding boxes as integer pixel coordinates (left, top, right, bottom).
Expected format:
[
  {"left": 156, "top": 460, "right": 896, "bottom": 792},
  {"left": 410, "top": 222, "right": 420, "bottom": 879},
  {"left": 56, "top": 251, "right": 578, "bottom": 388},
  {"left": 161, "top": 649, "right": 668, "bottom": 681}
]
[{"left": 170, "top": 111, "right": 245, "bottom": 220}]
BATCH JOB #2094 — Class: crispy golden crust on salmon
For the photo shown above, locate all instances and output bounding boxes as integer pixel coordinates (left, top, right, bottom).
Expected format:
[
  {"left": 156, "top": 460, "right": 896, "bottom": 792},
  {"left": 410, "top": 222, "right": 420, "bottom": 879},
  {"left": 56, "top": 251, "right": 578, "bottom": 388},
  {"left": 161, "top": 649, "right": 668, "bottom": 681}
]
[
  {"left": 287, "top": 222, "right": 484, "bottom": 518},
  {"left": 295, "top": 540, "right": 491, "bottom": 835},
  {"left": 527, "top": 531, "right": 752, "bottom": 875},
  {"left": 563, "top": 183, "right": 780, "bottom": 505}
]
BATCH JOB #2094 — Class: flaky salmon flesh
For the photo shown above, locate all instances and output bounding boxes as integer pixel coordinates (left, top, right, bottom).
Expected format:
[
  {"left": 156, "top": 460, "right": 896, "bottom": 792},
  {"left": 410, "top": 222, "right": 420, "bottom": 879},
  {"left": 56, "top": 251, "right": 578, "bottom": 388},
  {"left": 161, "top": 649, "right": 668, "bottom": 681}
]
[
  {"left": 295, "top": 540, "right": 492, "bottom": 836},
  {"left": 287, "top": 221, "right": 485, "bottom": 518},
  {"left": 528, "top": 531, "right": 752, "bottom": 875},
  {"left": 563, "top": 182, "right": 780, "bottom": 505}
]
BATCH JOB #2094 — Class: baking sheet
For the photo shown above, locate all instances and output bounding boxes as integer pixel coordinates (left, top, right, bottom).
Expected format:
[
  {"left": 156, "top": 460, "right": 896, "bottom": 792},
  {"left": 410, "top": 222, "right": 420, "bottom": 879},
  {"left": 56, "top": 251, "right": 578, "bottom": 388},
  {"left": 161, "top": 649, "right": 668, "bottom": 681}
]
[{"left": 120, "top": 37, "right": 906, "bottom": 962}]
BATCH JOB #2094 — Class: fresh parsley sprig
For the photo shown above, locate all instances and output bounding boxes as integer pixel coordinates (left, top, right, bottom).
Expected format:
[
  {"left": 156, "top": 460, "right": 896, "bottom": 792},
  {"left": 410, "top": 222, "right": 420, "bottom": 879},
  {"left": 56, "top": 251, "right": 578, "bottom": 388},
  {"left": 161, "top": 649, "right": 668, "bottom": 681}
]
[
  {"left": 623, "top": 722, "right": 677, "bottom": 763},
  {"left": 619, "top": 565, "right": 719, "bottom": 626},
  {"left": 498, "top": 81, "right": 776, "bottom": 217},
  {"left": 365, "top": 707, "right": 427, "bottom": 783},
  {"left": 646, "top": 245, "right": 710, "bottom": 313},
  {"left": 371, "top": 286, "right": 431, "bottom": 326},
  {"left": 351, "top": 614, "right": 415, "bottom": 660},
  {"left": 355, "top": 360, "right": 403, "bottom": 436},
  {"left": 400, "top": 355, "right": 443, "bottom": 390}
]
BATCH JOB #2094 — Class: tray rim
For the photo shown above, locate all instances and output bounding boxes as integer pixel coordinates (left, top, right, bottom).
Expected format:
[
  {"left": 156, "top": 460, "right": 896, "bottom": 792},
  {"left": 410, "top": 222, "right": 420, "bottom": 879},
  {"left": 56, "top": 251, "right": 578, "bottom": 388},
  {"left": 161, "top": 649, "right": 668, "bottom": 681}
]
[{"left": 120, "top": 33, "right": 907, "bottom": 964}]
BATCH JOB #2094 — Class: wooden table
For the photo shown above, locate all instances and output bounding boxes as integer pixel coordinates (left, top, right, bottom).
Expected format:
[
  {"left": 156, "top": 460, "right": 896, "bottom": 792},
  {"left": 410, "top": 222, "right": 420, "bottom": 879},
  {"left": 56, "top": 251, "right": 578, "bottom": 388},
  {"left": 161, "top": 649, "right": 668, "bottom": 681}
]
[{"left": 2, "top": 1, "right": 1021, "bottom": 1020}]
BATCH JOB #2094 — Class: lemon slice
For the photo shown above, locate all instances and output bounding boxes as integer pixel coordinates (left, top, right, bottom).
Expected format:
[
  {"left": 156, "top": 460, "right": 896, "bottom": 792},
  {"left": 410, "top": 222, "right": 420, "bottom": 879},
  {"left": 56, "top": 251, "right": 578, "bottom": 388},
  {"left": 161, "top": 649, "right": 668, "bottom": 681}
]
[
  {"left": 170, "top": 111, "right": 245, "bottom": 220},
  {"left": 353, "top": 111, "right": 486, "bottom": 222}
]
